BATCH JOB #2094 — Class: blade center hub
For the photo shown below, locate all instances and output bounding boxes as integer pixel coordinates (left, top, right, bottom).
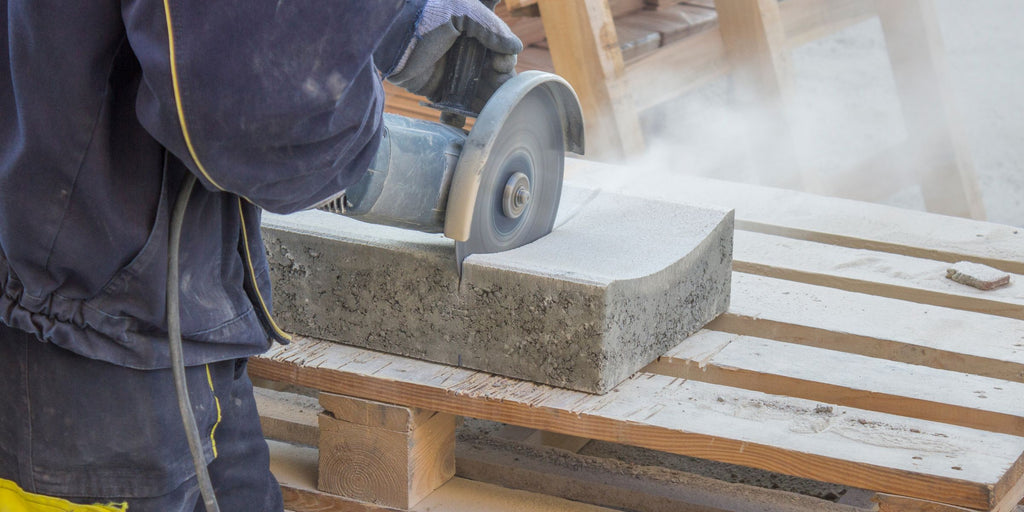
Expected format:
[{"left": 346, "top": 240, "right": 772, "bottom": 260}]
[{"left": 503, "top": 172, "right": 531, "bottom": 219}]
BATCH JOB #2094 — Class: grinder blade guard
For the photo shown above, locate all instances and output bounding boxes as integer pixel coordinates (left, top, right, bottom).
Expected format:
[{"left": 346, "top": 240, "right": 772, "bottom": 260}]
[{"left": 324, "top": 70, "right": 584, "bottom": 269}]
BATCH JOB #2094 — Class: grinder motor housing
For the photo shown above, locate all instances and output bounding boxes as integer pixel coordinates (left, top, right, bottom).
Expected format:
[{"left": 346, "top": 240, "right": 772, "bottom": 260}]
[{"left": 321, "top": 70, "right": 585, "bottom": 253}]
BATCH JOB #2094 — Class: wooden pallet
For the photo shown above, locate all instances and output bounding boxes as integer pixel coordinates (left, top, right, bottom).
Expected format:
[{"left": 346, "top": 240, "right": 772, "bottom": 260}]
[{"left": 252, "top": 160, "right": 1024, "bottom": 511}]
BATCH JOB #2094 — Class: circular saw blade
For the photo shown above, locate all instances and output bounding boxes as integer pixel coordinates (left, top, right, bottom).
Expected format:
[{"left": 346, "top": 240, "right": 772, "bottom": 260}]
[{"left": 455, "top": 86, "right": 565, "bottom": 266}]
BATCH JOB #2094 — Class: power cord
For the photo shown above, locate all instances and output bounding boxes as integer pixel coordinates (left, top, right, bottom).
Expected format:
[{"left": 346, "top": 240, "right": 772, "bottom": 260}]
[{"left": 167, "top": 173, "right": 221, "bottom": 512}]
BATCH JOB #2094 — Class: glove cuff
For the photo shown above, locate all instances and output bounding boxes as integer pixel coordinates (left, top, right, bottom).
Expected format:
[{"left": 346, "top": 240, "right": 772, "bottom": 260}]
[{"left": 374, "top": 0, "right": 429, "bottom": 77}]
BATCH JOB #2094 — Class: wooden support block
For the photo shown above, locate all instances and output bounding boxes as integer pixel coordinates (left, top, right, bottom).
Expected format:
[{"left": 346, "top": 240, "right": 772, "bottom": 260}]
[
  {"left": 255, "top": 387, "right": 321, "bottom": 448},
  {"left": 317, "top": 393, "right": 455, "bottom": 510}
]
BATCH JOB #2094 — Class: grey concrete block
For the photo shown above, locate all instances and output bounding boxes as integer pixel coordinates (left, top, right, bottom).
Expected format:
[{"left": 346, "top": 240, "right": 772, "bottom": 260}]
[{"left": 261, "top": 187, "right": 733, "bottom": 394}]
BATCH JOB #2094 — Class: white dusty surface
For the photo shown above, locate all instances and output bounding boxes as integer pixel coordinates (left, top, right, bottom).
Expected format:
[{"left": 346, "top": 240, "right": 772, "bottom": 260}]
[{"left": 636, "top": 1, "right": 1024, "bottom": 228}]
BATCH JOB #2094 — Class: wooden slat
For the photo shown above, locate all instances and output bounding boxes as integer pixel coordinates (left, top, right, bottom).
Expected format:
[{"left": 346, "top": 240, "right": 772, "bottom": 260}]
[
  {"left": 733, "top": 231, "right": 1023, "bottom": 320},
  {"left": 565, "top": 160, "right": 1024, "bottom": 274},
  {"left": 711, "top": 273, "right": 1024, "bottom": 382},
  {"left": 251, "top": 336, "right": 1024, "bottom": 510},
  {"left": 646, "top": 330, "right": 1024, "bottom": 436}
]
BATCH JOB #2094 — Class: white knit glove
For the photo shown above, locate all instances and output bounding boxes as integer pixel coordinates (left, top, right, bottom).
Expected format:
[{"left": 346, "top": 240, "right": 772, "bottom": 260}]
[{"left": 389, "top": 0, "right": 523, "bottom": 110}]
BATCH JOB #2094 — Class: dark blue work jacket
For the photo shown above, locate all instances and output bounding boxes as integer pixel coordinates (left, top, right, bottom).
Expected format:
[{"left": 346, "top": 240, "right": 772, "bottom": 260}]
[{"left": 1, "top": 0, "right": 424, "bottom": 369}]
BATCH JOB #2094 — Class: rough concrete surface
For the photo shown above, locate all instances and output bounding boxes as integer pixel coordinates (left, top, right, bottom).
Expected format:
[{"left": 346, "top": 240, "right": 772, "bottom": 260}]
[{"left": 261, "top": 186, "right": 733, "bottom": 394}]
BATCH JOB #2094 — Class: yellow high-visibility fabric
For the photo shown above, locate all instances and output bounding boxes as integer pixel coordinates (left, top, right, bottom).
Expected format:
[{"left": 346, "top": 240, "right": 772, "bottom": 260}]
[{"left": 0, "top": 479, "right": 127, "bottom": 511}]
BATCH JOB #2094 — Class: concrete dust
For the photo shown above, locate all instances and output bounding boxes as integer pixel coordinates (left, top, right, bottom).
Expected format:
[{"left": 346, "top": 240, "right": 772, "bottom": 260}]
[{"left": 619, "top": 2, "right": 1024, "bottom": 227}]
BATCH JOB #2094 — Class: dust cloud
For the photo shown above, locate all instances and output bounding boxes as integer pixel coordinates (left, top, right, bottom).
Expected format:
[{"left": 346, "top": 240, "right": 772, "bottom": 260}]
[{"left": 590, "top": 1, "right": 1024, "bottom": 227}]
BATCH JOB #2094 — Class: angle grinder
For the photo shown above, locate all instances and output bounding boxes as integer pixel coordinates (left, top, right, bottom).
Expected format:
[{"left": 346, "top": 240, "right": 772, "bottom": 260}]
[{"left": 320, "top": 32, "right": 585, "bottom": 269}]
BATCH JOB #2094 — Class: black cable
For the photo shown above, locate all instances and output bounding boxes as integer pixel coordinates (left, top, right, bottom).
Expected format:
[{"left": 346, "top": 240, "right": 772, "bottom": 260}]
[{"left": 167, "top": 173, "right": 221, "bottom": 512}]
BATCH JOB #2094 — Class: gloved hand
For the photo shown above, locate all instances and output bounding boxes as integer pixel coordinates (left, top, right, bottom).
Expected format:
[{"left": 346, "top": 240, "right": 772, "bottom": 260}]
[{"left": 388, "top": 0, "right": 523, "bottom": 111}]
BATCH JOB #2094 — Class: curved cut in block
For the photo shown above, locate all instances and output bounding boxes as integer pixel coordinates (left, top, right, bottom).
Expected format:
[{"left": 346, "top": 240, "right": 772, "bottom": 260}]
[{"left": 261, "top": 187, "right": 733, "bottom": 393}]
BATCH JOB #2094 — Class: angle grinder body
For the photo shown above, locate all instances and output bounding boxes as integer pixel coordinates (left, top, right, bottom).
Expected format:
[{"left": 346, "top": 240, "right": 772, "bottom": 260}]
[{"left": 322, "top": 70, "right": 584, "bottom": 267}]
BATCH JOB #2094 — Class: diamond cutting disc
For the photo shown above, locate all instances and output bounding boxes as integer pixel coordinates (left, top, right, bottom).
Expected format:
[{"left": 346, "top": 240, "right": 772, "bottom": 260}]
[{"left": 454, "top": 85, "right": 565, "bottom": 266}]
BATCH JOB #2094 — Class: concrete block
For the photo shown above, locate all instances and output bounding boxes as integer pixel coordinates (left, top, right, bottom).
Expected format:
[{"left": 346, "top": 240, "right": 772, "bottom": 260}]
[{"left": 261, "top": 187, "right": 733, "bottom": 394}]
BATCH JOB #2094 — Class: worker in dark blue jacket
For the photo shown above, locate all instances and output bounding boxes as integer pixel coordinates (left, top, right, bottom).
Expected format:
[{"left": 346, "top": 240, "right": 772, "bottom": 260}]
[{"left": 0, "top": 0, "right": 521, "bottom": 510}]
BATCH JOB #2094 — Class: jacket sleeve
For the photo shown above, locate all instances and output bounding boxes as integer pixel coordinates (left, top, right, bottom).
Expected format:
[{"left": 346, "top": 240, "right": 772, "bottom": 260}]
[{"left": 122, "top": 0, "right": 421, "bottom": 214}]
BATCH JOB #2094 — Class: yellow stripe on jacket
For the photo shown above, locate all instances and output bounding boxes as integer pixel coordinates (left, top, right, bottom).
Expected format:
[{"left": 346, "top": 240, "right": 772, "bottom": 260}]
[{"left": 0, "top": 478, "right": 127, "bottom": 512}]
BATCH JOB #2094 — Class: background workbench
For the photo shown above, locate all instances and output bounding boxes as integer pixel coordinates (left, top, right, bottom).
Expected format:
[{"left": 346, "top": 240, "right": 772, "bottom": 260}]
[{"left": 253, "top": 158, "right": 1024, "bottom": 512}]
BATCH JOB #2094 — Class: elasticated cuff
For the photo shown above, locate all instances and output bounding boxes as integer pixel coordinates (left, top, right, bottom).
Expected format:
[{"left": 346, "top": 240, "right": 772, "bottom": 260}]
[{"left": 373, "top": 0, "right": 429, "bottom": 77}]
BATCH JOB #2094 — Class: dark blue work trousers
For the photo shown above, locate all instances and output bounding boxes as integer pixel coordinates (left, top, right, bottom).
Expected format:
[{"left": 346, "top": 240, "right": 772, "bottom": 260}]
[{"left": 0, "top": 322, "right": 283, "bottom": 511}]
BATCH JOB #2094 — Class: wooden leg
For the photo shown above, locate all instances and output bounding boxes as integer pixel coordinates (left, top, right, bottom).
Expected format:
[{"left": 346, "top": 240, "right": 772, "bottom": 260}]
[
  {"left": 875, "top": 0, "right": 986, "bottom": 220},
  {"left": 716, "top": 0, "right": 811, "bottom": 191},
  {"left": 537, "top": 0, "right": 645, "bottom": 160},
  {"left": 317, "top": 393, "right": 456, "bottom": 510}
]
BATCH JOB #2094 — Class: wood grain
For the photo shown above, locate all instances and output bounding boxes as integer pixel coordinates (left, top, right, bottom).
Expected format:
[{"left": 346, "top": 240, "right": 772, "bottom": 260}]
[
  {"left": 646, "top": 330, "right": 1024, "bottom": 436},
  {"left": 317, "top": 394, "right": 455, "bottom": 509},
  {"left": 732, "top": 231, "right": 1024, "bottom": 320},
  {"left": 711, "top": 273, "right": 1024, "bottom": 382}
]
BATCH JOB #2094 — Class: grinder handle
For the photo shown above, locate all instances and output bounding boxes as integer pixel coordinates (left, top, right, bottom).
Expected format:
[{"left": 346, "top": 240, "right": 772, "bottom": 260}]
[{"left": 432, "top": 0, "right": 500, "bottom": 128}]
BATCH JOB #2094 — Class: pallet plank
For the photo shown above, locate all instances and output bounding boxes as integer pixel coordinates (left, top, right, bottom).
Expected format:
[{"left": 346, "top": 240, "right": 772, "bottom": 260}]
[
  {"left": 733, "top": 231, "right": 1023, "bottom": 320},
  {"left": 251, "top": 336, "right": 1024, "bottom": 510},
  {"left": 710, "top": 273, "right": 1024, "bottom": 382},
  {"left": 646, "top": 330, "right": 1024, "bottom": 436}
]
